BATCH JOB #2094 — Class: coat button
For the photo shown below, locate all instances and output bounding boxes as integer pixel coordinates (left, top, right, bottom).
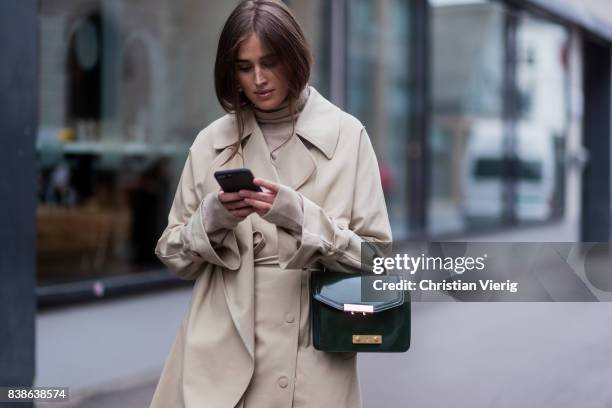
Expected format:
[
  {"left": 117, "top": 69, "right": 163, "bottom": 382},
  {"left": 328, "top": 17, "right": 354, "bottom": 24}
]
[
  {"left": 278, "top": 376, "right": 289, "bottom": 388},
  {"left": 285, "top": 313, "right": 295, "bottom": 323}
]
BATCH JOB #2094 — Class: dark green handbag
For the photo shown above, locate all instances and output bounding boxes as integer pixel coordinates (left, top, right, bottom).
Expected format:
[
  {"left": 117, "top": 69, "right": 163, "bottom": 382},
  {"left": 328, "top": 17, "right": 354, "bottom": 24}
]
[{"left": 310, "top": 270, "right": 411, "bottom": 352}]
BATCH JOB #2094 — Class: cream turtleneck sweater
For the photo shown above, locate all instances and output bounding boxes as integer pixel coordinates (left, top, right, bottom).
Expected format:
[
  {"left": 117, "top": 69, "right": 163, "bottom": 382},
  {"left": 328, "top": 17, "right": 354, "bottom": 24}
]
[{"left": 253, "top": 86, "right": 310, "bottom": 159}]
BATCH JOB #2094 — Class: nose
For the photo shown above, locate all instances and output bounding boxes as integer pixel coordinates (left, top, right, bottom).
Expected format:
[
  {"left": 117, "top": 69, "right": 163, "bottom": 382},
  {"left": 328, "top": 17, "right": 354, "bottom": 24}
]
[{"left": 254, "top": 65, "right": 267, "bottom": 87}]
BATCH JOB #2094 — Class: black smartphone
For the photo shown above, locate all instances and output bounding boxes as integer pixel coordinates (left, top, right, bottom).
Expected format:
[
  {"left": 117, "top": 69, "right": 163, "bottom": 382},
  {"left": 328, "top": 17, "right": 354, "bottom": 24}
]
[{"left": 214, "top": 168, "right": 262, "bottom": 193}]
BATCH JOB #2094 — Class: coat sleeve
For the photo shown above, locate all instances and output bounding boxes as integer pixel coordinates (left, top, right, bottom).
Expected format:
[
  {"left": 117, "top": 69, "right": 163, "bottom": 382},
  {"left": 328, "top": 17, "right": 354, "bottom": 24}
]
[
  {"left": 263, "top": 128, "right": 392, "bottom": 273},
  {"left": 155, "top": 149, "right": 241, "bottom": 280}
]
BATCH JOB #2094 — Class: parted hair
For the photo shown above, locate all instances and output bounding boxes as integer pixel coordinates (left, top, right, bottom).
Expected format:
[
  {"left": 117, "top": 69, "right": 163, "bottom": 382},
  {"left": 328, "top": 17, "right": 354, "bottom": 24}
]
[{"left": 214, "top": 0, "right": 312, "bottom": 159}]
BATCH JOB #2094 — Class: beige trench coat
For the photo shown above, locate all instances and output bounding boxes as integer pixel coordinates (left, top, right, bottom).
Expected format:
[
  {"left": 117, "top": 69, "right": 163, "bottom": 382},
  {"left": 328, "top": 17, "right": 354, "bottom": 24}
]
[{"left": 150, "top": 87, "right": 392, "bottom": 408}]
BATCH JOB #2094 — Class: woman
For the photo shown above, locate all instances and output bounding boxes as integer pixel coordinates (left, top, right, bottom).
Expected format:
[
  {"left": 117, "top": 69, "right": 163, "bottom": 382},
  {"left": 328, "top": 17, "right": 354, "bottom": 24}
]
[{"left": 150, "top": 1, "right": 391, "bottom": 407}]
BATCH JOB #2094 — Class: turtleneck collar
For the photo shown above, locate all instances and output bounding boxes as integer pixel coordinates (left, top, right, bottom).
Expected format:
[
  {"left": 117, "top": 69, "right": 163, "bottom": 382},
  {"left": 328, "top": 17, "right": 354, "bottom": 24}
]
[{"left": 253, "top": 86, "right": 311, "bottom": 125}]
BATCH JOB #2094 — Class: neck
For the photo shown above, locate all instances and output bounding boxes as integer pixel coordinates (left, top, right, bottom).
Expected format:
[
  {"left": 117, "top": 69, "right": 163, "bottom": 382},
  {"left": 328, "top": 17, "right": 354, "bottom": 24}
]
[{"left": 253, "top": 86, "right": 310, "bottom": 124}]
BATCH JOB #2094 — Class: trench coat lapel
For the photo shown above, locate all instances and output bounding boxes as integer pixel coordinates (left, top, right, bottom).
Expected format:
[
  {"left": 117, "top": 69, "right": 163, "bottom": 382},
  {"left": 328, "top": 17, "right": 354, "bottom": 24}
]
[
  {"left": 273, "top": 133, "right": 317, "bottom": 192},
  {"left": 240, "top": 110, "right": 318, "bottom": 193},
  {"left": 242, "top": 120, "right": 280, "bottom": 185},
  {"left": 277, "top": 85, "right": 342, "bottom": 193}
]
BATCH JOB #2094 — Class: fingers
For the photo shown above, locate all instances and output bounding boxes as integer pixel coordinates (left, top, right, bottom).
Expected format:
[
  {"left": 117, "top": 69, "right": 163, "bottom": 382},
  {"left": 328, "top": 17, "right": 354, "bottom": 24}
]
[
  {"left": 237, "top": 189, "right": 276, "bottom": 204},
  {"left": 217, "top": 184, "right": 277, "bottom": 218},
  {"left": 237, "top": 179, "right": 278, "bottom": 216},
  {"left": 218, "top": 190, "right": 254, "bottom": 216},
  {"left": 253, "top": 178, "right": 280, "bottom": 193},
  {"left": 243, "top": 197, "right": 273, "bottom": 214},
  {"left": 224, "top": 199, "right": 251, "bottom": 211},
  {"left": 218, "top": 191, "right": 244, "bottom": 203}
]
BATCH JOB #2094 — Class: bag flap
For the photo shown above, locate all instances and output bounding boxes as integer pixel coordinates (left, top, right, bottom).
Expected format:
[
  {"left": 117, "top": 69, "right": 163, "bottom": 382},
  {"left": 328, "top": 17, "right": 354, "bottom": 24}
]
[{"left": 312, "top": 272, "right": 405, "bottom": 313}]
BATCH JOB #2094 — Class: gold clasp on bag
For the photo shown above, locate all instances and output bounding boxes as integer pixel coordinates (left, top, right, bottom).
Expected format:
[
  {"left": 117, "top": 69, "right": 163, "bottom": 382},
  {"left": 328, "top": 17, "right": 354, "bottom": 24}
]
[{"left": 352, "top": 335, "right": 383, "bottom": 344}]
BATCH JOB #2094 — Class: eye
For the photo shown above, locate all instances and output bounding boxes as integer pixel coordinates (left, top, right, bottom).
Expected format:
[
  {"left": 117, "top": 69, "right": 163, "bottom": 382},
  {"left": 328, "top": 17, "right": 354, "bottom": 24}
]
[
  {"left": 262, "top": 58, "right": 278, "bottom": 68},
  {"left": 237, "top": 64, "right": 252, "bottom": 73}
]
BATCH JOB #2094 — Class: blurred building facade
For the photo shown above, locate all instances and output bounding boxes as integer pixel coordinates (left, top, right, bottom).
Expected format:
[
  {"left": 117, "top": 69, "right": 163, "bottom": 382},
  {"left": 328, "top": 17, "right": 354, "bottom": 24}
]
[{"left": 31, "top": 0, "right": 612, "bottom": 301}]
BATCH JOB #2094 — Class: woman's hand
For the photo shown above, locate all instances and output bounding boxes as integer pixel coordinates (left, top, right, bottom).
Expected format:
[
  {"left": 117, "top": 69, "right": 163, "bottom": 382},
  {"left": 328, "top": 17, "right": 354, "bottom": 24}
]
[
  {"left": 237, "top": 178, "right": 280, "bottom": 217},
  {"left": 218, "top": 191, "right": 256, "bottom": 218}
]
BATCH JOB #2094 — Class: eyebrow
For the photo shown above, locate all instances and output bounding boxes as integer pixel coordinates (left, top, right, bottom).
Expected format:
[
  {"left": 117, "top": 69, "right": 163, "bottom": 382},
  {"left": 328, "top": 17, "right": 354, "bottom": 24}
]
[{"left": 235, "top": 53, "right": 277, "bottom": 63}]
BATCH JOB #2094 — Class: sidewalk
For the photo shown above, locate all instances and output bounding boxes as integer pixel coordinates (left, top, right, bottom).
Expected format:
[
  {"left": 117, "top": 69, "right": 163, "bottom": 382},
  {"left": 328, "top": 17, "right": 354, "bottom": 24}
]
[
  {"left": 35, "top": 286, "right": 193, "bottom": 407},
  {"left": 34, "top": 279, "right": 612, "bottom": 407},
  {"left": 36, "top": 373, "right": 158, "bottom": 408}
]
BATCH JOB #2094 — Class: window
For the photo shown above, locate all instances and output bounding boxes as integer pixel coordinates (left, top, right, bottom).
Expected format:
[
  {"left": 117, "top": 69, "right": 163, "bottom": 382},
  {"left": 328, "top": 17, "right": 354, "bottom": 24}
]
[
  {"left": 37, "top": 0, "right": 241, "bottom": 284},
  {"left": 428, "top": 0, "right": 506, "bottom": 233},
  {"left": 427, "top": 1, "right": 570, "bottom": 234},
  {"left": 515, "top": 14, "right": 569, "bottom": 222},
  {"left": 346, "top": 0, "right": 413, "bottom": 238}
]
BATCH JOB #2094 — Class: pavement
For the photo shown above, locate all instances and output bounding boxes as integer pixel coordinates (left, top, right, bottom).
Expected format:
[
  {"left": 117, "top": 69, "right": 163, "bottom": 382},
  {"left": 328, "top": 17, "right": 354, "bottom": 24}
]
[
  {"left": 360, "top": 302, "right": 612, "bottom": 408},
  {"left": 34, "top": 285, "right": 612, "bottom": 408},
  {"left": 36, "top": 374, "right": 158, "bottom": 408},
  {"left": 34, "top": 287, "right": 193, "bottom": 408}
]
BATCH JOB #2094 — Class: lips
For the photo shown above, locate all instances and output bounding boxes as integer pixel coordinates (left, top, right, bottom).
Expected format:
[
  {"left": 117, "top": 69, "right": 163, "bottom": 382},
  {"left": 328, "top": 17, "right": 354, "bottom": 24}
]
[{"left": 254, "top": 89, "right": 274, "bottom": 97}]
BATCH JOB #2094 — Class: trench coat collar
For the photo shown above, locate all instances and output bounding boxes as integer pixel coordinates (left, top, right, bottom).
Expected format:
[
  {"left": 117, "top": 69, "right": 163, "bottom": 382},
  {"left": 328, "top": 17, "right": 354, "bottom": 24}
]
[
  {"left": 212, "top": 86, "right": 340, "bottom": 160},
  {"left": 235, "top": 112, "right": 317, "bottom": 192}
]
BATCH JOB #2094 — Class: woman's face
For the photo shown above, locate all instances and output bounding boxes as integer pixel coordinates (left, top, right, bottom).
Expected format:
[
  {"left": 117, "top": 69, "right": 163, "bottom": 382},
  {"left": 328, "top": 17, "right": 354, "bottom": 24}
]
[{"left": 235, "top": 33, "right": 289, "bottom": 111}]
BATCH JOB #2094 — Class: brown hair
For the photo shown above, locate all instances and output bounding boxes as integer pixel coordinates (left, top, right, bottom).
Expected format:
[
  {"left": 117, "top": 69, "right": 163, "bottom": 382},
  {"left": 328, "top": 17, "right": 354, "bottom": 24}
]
[{"left": 214, "top": 0, "right": 312, "bottom": 160}]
